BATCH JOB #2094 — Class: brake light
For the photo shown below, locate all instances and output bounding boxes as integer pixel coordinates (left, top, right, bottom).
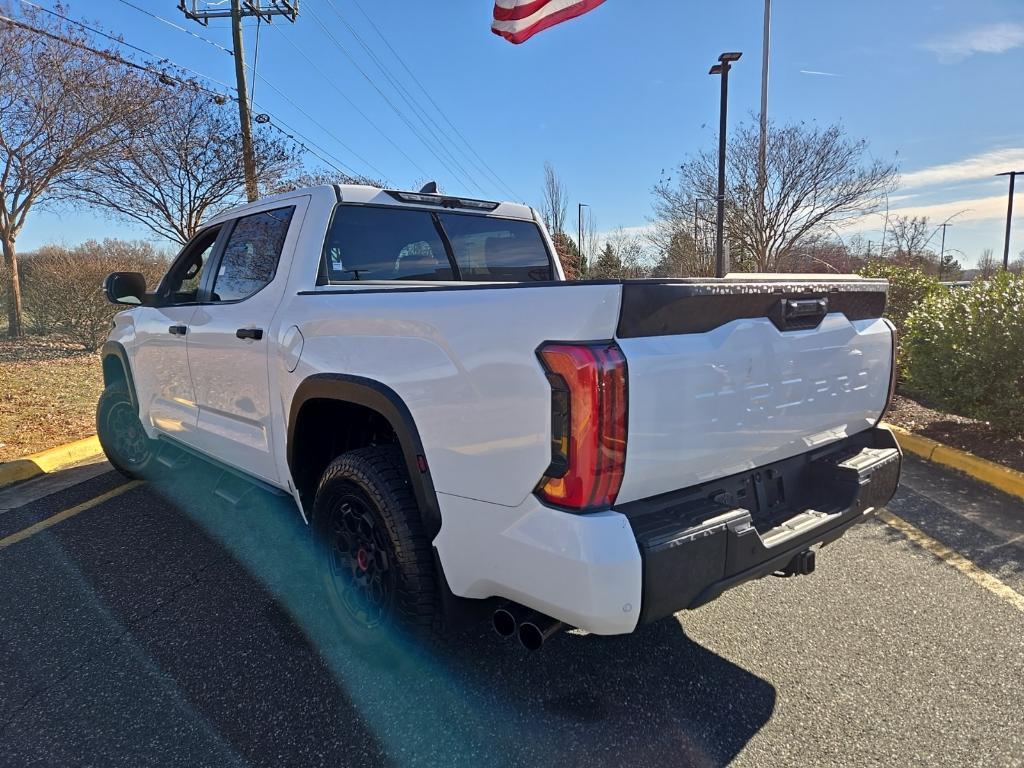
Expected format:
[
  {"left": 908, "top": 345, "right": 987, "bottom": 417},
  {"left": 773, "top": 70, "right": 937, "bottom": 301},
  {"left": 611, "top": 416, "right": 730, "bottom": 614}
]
[{"left": 536, "top": 342, "right": 628, "bottom": 510}]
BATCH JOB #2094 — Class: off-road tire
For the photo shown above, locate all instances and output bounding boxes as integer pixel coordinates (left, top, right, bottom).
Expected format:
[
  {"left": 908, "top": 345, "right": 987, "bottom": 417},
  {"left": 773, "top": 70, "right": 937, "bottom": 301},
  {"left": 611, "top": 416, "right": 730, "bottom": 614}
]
[
  {"left": 96, "top": 383, "right": 158, "bottom": 479},
  {"left": 311, "top": 446, "right": 443, "bottom": 648}
]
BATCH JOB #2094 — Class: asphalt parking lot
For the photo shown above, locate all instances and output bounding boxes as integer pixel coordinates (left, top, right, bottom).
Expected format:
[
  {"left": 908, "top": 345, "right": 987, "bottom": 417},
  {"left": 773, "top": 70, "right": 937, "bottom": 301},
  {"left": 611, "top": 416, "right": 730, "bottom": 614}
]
[{"left": 1, "top": 454, "right": 1022, "bottom": 768}]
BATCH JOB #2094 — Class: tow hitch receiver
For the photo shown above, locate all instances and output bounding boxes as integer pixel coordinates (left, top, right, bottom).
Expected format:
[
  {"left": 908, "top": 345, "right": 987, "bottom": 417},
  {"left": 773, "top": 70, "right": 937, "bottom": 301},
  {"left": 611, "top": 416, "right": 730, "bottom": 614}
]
[{"left": 777, "top": 548, "right": 816, "bottom": 577}]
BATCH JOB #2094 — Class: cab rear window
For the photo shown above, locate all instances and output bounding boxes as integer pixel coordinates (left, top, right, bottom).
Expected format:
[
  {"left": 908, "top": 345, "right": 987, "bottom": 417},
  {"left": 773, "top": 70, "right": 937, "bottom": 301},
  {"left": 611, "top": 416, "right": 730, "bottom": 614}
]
[
  {"left": 439, "top": 212, "right": 554, "bottom": 282},
  {"left": 321, "top": 205, "right": 553, "bottom": 283}
]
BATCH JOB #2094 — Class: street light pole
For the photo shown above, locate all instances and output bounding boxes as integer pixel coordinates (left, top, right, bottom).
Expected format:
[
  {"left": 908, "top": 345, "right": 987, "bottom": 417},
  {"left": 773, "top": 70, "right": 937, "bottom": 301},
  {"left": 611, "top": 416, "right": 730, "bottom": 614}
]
[
  {"left": 710, "top": 52, "right": 742, "bottom": 278},
  {"left": 578, "top": 202, "right": 590, "bottom": 275},
  {"left": 939, "top": 222, "right": 951, "bottom": 280},
  {"left": 693, "top": 197, "right": 714, "bottom": 276},
  {"left": 693, "top": 198, "right": 699, "bottom": 275},
  {"left": 998, "top": 171, "right": 1022, "bottom": 271}
]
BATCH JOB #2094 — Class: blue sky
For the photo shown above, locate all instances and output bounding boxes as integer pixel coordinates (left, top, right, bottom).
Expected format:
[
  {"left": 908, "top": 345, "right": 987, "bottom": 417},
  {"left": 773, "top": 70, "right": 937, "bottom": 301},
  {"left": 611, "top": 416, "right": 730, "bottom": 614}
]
[{"left": 18, "top": 0, "right": 1024, "bottom": 266}]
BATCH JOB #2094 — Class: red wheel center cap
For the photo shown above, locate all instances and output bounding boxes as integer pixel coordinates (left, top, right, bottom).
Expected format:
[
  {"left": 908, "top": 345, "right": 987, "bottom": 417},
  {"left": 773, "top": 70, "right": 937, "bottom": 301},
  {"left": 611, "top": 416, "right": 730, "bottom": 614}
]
[{"left": 356, "top": 548, "right": 370, "bottom": 572}]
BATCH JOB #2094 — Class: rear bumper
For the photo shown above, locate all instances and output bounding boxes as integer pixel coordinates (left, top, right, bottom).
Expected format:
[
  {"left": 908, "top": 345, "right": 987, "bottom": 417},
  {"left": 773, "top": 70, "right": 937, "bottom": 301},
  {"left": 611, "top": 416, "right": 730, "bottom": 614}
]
[
  {"left": 618, "top": 426, "right": 902, "bottom": 623},
  {"left": 435, "top": 426, "right": 900, "bottom": 635}
]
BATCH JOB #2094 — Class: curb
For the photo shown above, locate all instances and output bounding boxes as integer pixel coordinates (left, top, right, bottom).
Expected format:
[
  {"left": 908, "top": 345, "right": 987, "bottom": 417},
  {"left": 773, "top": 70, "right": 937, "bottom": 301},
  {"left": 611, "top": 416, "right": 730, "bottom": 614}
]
[
  {"left": 0, "top": 436, "right": 104, "bottom": 489},
  {"left": 885, "top": 423, "right": 1024, "bottom": 502}
]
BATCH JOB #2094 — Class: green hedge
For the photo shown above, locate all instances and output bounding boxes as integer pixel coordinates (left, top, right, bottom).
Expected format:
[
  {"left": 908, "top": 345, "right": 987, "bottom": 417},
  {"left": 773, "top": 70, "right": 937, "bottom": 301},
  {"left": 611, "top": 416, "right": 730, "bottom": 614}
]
[
  {"left": 902, "top": 272, "right": 1024, "bottom": 432},
  {"left": 859, "top": 261, "right": 940, "bottom": 335}
]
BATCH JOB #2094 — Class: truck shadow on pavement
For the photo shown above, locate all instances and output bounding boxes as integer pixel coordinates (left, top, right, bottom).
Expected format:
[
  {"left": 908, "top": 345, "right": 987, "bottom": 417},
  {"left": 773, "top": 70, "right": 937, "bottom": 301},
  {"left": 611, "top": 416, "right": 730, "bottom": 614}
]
[
  {"left": 0, "top": 461, "right": 777, "bottom": 768},
  {"left": 158, "top": 464, "right": 778, "bottom": 767},
  {"left": 0, "top": 460, "right": 774, "bottom": 765}
]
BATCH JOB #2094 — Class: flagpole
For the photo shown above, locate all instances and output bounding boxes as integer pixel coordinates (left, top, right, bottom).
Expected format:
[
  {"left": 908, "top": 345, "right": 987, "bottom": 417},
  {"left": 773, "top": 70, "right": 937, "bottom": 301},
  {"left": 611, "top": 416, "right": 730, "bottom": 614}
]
[{"left": 757, "top": 0, "right": 771, "bottom": 261}]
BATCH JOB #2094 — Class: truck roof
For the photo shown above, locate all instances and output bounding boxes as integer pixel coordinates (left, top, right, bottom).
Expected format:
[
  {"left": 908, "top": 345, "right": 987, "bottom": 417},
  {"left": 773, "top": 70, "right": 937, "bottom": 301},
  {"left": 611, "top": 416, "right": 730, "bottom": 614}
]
[{"left": 207, "top": 184, "right": 537, "bottom": 225}]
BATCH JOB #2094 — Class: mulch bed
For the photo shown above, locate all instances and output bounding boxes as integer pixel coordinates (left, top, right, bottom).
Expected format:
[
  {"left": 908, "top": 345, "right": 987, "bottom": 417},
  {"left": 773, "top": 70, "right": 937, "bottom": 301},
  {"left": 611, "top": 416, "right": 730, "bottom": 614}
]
[{"left": 886, "top": 394, "right": 1024, "bottom": 475}]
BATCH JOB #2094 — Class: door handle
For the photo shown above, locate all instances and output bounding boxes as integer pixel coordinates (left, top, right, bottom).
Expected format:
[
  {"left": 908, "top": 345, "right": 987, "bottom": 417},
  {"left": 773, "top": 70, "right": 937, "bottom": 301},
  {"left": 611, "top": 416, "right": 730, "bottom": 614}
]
[
  {"left": 235, "top": 328, "right": 264, "bottom": 341},
  {"left": 168, "top": 325, "right": 187, "bottom": 336}
]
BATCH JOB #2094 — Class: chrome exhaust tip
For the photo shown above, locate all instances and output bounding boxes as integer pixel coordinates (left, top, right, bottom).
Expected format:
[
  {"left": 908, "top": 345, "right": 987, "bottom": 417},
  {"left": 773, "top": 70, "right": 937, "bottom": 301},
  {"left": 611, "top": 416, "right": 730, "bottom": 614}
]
[
  {"left": 492, "top": 607, "right": 518, "bottom": 639},
  {"left": 518, "top": 612, "right": 565, "bottom": 651}
]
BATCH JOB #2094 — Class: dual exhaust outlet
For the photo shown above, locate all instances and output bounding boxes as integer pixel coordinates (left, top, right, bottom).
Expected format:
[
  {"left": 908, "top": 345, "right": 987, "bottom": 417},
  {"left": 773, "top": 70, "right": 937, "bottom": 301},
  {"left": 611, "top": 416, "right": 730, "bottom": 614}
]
[{"left": 492, "top": 605, "right": 565, "bottom": 651}]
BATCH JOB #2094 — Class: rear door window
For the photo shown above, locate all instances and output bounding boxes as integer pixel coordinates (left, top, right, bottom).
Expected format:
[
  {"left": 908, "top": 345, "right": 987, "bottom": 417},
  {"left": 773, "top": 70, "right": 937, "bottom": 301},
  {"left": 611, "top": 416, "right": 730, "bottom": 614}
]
[
  {"left": 323, "top": 207, "right": 452, "bottom": 282},
  {"left": 437, "top": 213, "right": 553, "bottom": 282}
]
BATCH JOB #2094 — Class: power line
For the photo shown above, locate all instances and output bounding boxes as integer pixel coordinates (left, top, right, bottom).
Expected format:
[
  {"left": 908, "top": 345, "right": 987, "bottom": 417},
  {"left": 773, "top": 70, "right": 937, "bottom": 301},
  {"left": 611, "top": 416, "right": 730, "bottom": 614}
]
[
  {"left": 247, "top": 63, "right": 390, "bottom": 180},
  {"left": 111, "top": 0, "right": 234, "bottom": 56},
  {"left": 302, "top": 3, "right": 484, "bottom": 194},
  {"left": 101, "top": 0, "right": 389, "bottom": 181},
  {"left": 347, "top": 0, "right": 520, "bottom": 200},
  {"left": 264, "top": 22, "right": 429, "bottom": 181},
  {"left": 3, "top": 6, "right": 228, "bottom": 92},
  {"left": 16, "top": 1, "right": 181, "bottom": 66},
  {"left": 320, "top": 0, "right": 488, "bottom": 196},
  {"left": 1, "top": 5, "right": 374, "bottom": 182}
]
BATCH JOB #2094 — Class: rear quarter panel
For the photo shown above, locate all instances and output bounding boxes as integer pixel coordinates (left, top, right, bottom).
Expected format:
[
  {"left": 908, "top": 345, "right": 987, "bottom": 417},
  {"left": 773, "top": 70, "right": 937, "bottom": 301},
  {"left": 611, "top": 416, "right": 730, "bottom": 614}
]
[{"left": 277, "top": 283, "right": 622, "bottom": 507}]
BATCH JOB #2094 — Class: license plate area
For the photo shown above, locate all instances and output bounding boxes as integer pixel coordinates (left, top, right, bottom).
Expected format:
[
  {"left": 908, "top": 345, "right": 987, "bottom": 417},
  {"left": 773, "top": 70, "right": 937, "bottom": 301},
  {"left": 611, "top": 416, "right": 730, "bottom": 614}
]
[{"left": 712, "top": 468, "right": 790, "bottom": 528}]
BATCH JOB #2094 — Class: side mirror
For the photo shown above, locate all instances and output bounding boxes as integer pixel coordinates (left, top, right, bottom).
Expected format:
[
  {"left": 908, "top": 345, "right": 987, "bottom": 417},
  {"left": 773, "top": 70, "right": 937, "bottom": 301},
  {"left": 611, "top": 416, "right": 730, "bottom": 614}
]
[{"left": 104, "top": 272, "right": 147, "bottom": 306}]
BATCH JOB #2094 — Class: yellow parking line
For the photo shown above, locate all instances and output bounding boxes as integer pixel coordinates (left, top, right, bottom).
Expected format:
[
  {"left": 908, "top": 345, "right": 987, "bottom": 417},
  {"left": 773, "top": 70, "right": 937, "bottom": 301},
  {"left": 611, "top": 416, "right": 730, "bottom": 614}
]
[
  {"left": 877, "top": 509, "right": 1024, "bottom": 614},
  {"left": 0, "top": 481, "right": 143, "bottom": 551}
]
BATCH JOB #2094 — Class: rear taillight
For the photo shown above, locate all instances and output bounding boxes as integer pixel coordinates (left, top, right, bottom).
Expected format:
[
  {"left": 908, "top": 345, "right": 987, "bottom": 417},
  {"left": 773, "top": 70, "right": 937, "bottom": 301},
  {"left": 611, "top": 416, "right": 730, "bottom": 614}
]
[{"left": 535, "top": 342, "right": 628, "bottom": 511}]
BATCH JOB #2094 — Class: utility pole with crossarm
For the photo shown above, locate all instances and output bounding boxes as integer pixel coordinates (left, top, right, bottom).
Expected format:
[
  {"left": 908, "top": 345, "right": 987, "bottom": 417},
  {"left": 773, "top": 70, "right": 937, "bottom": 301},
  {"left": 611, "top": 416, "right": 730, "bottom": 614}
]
[{"left": 178, "top": 1, "right": 299, "bottom": 202}]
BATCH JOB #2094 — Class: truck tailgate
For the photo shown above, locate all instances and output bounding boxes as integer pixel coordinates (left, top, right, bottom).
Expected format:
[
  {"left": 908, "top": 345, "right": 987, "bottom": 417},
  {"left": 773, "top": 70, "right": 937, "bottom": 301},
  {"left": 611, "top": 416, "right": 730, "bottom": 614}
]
[{"left": 613, "top": 278, "right": 893, "bottom": 505}]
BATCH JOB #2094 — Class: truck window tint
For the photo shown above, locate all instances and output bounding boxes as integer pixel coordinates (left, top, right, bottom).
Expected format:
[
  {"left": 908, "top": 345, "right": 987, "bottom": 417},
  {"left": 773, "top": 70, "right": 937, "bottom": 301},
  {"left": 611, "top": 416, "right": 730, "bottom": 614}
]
[
  {"left": 158, "top": 226, "right": 220, "bottom": 304},
  {"left": 212, "top": 207, "right": 295, "bottom": 302},
  {"left": 324, "top": 207, "right": 452, "bottom": 282},
  {"left": 437, "top": 213, "right": 553, "bottom": 282}
]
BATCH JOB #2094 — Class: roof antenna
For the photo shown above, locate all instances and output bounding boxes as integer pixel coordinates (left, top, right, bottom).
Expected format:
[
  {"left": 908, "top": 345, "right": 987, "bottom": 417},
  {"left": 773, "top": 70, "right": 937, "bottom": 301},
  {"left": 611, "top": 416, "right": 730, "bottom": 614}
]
[{"left": 419, "top": 181, "right": 438, "bottom": 194}]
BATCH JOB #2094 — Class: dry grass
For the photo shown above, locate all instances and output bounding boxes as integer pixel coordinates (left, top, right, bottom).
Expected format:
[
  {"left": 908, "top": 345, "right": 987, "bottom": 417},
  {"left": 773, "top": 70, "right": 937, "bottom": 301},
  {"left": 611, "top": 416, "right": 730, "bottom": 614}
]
[{"left": 0, "top": 336, "right": 103, "bottom": 462}]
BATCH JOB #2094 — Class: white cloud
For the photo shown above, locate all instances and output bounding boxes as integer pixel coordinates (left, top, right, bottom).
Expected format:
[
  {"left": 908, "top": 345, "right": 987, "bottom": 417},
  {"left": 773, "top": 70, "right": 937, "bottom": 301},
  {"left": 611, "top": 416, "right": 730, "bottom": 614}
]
[
  {"left": 595, "top": 223, "right": 655, "bottom": 242},
  {"left": 799, "top": 69, "right": 841, "bottom": 77},
  {"left": 885, "top": 193, "right": 918, "bottom": 204},
  {"left": 887, "top": 194, "right": 1008, "bottom": 224},
  {"left": 923, "top": 21, "right": 1024, "bottom": 61},
  {"left": 900, "top": 148, "right": 1024, "bottom": 189}
]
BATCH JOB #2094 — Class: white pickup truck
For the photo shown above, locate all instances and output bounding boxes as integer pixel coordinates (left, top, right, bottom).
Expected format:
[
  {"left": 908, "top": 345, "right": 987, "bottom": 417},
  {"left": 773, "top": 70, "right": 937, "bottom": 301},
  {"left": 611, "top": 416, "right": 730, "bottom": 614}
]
[{"left": 99, "top": 183, "right": 901, "bottom": 650}]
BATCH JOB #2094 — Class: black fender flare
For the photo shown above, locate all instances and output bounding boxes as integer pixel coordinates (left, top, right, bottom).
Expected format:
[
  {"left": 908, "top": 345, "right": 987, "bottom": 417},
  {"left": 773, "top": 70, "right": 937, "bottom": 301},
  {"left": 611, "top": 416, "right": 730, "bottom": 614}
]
[
  {"left": 287, "top": 373, "right": 443, "bottom": 539},
  {"left": 100, "top": 341, "right": 139, "bottom": 410}
]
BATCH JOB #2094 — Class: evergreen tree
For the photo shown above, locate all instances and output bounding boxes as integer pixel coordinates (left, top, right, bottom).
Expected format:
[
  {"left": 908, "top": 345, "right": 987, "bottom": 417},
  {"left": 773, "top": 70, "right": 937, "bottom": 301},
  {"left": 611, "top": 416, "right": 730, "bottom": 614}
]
[
  {"left": 551, "top": 232, "right": 585, "bottom": 279},
  {"left": 591, "top": 242, "right": 622, "bottom": 279}
]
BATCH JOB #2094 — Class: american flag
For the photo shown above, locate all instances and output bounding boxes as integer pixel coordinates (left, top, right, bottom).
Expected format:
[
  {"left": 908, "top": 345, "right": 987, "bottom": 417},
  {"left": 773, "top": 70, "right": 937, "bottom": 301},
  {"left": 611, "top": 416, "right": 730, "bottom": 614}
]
[{"left": 492, "top": 0, "right": 607, "bottom": 44}]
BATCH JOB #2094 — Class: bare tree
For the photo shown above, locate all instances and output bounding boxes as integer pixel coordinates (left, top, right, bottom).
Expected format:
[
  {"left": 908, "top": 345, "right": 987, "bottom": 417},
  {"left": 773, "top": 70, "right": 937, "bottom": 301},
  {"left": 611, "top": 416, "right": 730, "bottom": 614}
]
[
  {"left": 269, "top": 167, "right": 386, "bottom": 195},
  {"left": 589, "top": 229, "right": 652, "bottom": 279},
  {"left": 606, "top": 228, "right": 652, "bottom": 277},
  {"left": 539, "top": 162, "right": 569, "bottom": 235},
  {"left": 582, "top": 208, "right": 601, "bottom": 273},
  {"left": 69, "top": 87, "right": 299, "bottom": 245},
  {"left": 783, "top": 234, "right": 864, "bottom": 274},
  {"left": 888, "top": 215, "right": 934, "bottom": 268},
  {"left": 648, "top": 211, "right": 711, "bottom": 277},
  {"left": 0, "top": 4, "right": 158, "bottom": 336},
  {"left": 20, "top": 239, "right": 168, "bottom": 347},
  {"left": 653, "top": 120, "right": 898, "bottom": 272},
  {"left": 976, "top": 248, "right": 998, "bottom": 278}
]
